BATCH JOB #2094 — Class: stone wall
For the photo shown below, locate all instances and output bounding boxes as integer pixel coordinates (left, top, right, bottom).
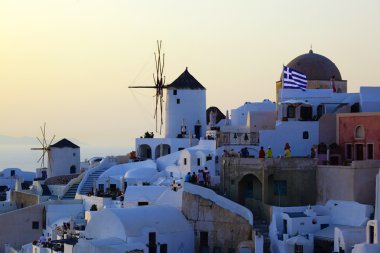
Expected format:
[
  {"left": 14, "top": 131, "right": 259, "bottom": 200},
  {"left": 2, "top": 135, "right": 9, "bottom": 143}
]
[
  {"left": 182, "top": 189, "right": 253, "bottom": 253},
  {"left": 0, "top": 204, "right": 44, "bottom": 253},
  {"left": 317, "top": 161, "right": 380, "bottom": 205},
  {"left": 11, "top": 190, "right": 39, "bottom": 208}
]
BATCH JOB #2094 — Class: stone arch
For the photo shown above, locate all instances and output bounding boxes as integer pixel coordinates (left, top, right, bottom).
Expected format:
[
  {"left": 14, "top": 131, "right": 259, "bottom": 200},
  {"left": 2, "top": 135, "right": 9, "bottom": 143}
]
[
  {"left": 238, "top": 174, "right": 263, "bottom": 207},
  {"left": 154, "top": 144, "right": 171, "bottom": 159},
  {"left": 139, "top": 144, "right": 152, "bottom": 160}
]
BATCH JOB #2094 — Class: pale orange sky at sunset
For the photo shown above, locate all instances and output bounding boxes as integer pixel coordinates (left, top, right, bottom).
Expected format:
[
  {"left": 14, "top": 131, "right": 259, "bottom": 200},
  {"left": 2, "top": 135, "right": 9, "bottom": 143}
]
[{"left": 1, "top": 0, "right": 380, "bottom": 167}]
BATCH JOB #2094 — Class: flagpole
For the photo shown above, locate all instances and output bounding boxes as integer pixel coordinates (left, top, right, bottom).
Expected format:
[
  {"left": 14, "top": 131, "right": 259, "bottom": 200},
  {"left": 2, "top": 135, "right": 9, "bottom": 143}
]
[{"left": 280, "top": 65, "right": 285, "bottom": 119}]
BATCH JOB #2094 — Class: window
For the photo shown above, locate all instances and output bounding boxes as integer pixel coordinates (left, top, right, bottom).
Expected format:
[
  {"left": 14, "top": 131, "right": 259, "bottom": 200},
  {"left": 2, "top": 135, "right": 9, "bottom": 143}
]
[
  {"left": 367, "top": 144, "right": 374, "bottom": 160},
  {"left": 138, "top": 201, "right": 149, "bottom": 206},
  {"left": 177, "top": 99, "right": 180, "bottom": 104},
  {"left": 355, "top": 125, "right": 365, "bottom": 139},
  {"left": 178, "top": 147, "right": 184, "bottom": 151},
  {"left": 10, "top": 170, "right": 15, "bottom": 177},
  {"left": 300, "top": 106, "right": 312, "bottom": 121},
  {"left": 345, "top": 144, "right": 352, "bottom": 160},
  {"left": 228, "top": 248, "right": 235, "bottom": 253},
  {"left": 73, "top": 152, "right": 76, "bottom": 157},
  {"left": 287, "top": 105, "right": 296, "bottom": 118},
  {"left": 98, "top": 184, "right": 104, "bottom": 192},
  {"left": 197, "top": 158, "right": 201, "bottom": 166},
  {"left": 303, "top": 131, "right": 309, "bottom": 139},
  {"left": 274, "top": 180, "right": 287, "bottom": 196},
  {"left": 184, "top": 158, "right": 187, "bottom": 165},
  {"left": 294, "top": 244, "right": 303, "bottom": 253},
  {"left": 173, "top": 89, "right": 177, "bottom": 95},
  {"left": 32, "top": 221, "right": 39, "bottom": 229}
]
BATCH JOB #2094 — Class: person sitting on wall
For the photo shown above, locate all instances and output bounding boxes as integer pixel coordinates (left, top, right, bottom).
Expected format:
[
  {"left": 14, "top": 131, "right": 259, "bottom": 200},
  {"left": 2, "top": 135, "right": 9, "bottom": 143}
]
[
  {"left": 229, "top": 149, "right": 240, "bottom": 157},
  {"left": 310, "top": 147, "right": 316, "bottom": 158},
  {"left": 284, "top": 147, "right": 291, "bottom": 158},
  {"left": 240, "top": 147, "right": 249, "bottom": 158},
  {"left": 204, "top": 167, "right": 211, "bottom": 187},
  {"left": 266, "top": 146, "right": 273, "bottom": 158},
  {"left": 197, "top": 170, "right": 205, "bottom": 185},
  {"left": 259, "top": 146, "right": 265, "bottom": 158},
  {"left": 184, "top": 172, "right": 191, "bottom": 183},
  {"left": 190, "top": 172, "right": 197, "bottom": 184}
]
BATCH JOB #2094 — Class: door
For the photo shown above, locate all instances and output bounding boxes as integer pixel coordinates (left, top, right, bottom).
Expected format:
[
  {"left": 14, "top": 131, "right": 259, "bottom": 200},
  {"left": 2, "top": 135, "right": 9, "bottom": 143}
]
[
  {"left": 200, "top": 231, "right": 209, "bottom": 253},
  {"left": 355, "top": 144, "right": 364, "bottom": 160},
  {"left": 160, "top": 244, "right": 167, "bottom": 253}
]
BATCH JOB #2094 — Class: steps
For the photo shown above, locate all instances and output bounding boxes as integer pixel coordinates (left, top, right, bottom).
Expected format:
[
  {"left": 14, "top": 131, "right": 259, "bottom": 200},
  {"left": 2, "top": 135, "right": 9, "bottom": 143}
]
[
  {"left": 78, "top": 167, "right": 109, "bottom": 195},
  {"left": 61, "top": 183, "right": 79, "bottom": 199}
]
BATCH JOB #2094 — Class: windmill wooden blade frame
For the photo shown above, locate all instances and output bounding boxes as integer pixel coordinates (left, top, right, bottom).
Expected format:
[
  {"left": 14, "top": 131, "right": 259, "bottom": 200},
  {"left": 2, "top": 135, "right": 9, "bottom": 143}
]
[{"left": 129, "top": 40, "right": 167, "bottom": 134}]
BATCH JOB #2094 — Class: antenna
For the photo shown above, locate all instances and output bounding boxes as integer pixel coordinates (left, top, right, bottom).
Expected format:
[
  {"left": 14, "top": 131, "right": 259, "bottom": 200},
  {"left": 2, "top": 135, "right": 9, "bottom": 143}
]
[
  {"left": 31, "top": 123, "right": 55, "bottom": 168},
  {"left": 129, "top": 40, "right": 167, "bottom": 134}
]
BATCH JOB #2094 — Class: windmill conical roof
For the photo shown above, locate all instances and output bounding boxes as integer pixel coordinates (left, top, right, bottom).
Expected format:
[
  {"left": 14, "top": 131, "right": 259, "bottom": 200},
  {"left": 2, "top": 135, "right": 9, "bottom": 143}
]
[
  {"left": 50, "top": 138, "right": 79, "bottom": 148},
  {"left": 167, "top": 68, "right": 206, "bottom": 90}
]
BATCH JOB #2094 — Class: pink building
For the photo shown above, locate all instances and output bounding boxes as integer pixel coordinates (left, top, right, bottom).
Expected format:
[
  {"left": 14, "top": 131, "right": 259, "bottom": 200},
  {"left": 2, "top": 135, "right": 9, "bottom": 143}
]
[{"left": 337, "top": 113, "right": 380, "bottom": 161}]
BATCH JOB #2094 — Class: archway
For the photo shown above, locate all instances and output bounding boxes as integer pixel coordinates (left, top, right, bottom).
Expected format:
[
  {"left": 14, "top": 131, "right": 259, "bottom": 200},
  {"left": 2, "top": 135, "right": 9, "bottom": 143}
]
[
  {"left": 238, "top": 174, "right": 262, "bottom": 210},
  {"left": 155, "top": 144, "right": 171, "bottom": 159},
  {"left": 139, "top": 144, "right": 152, "bottom": 160}
]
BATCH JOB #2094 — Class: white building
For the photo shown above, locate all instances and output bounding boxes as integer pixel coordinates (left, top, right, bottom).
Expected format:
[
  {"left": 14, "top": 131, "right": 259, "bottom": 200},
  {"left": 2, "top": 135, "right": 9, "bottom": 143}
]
[
  {"left": 0, "top": 168, "right": 35, "bottom": 189},
  {"left": 48, "top": 139, "right": 80, "bottom": 178},
  {"left": 269, "top": 200, "right": 373, "bottom": 253},
  {"left": 74, "top": 205, "right": 194, "bottom": 253}
]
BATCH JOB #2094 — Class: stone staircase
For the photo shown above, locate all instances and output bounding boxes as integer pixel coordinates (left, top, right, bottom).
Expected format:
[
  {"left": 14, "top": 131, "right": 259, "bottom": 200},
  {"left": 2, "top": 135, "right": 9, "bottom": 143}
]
[
  {"left": 61, "top": 183, "right": 79, "bottom": 199},
  {"left": 78, "top": 167, "right": 109, "bottom": 195}
]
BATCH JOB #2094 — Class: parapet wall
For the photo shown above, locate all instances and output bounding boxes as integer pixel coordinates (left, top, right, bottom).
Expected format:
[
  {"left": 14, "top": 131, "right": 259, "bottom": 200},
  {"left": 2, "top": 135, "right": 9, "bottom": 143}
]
[{"left": 182, "top": 183, "right": 253, "bottom": 252}]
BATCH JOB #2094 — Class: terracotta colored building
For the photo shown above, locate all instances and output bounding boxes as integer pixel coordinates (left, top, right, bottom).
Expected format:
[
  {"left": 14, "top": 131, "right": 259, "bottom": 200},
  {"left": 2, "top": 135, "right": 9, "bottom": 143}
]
[{"left": 337, "top": 112, "right": 380, "bottom": 161}]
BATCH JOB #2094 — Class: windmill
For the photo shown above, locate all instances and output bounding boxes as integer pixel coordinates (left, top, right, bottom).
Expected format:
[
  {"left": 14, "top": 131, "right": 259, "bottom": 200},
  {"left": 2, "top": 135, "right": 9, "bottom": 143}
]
[
  {"left": 31, "top": 123, "right": 56, "bottom": 168},
  {"left": 129, "top": 40, "right": 167, "bottom": 134}
]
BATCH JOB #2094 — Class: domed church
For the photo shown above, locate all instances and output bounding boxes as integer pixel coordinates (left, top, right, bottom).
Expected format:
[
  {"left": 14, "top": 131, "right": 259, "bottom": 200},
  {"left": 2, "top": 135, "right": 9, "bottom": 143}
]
[{"left": 275, "top": 49, "right": 347, "bottom": 103}]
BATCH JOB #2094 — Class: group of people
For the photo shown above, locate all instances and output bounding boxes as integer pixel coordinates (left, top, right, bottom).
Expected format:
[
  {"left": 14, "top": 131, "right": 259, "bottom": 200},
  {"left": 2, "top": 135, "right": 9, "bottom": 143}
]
[
  {"left": 222, "top": 144, "right": 292, "bottom": 159},
  {"left": 184, "top": 167, "right": 211, "bottom": 187},
  {"left": 259, "top": 146, "right": 273, "bottom": 158}
]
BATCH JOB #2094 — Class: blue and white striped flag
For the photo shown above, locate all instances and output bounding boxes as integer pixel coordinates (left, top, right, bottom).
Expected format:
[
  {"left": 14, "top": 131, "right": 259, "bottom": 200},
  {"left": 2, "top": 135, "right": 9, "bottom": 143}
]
[{"left": 282, "top": 66, "right": 307, "bottom": 91}]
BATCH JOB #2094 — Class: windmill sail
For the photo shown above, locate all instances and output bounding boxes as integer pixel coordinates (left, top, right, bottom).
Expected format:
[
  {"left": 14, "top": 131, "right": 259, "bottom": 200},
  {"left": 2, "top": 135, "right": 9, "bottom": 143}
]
[{"left": 129, "top": 40, "right": 167, "bottom": 134}]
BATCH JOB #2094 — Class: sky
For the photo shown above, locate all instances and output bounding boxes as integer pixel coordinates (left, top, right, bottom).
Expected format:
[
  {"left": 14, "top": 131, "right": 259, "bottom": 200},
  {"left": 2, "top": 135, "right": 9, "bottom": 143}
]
[{"left": 1, "top": 0, "right": 380, "bottom": 170}]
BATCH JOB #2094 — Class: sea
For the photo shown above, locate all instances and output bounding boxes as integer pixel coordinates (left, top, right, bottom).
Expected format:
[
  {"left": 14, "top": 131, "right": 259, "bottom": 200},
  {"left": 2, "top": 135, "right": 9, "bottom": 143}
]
[{"left": 0, "top": 144, "right": 132, "bottom": 172}]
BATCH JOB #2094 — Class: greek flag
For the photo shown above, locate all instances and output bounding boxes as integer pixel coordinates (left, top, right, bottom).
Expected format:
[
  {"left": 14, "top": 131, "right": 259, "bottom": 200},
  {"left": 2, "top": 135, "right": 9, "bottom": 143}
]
[{"left": 283, "top": 66, "right": 307, "bottom": 91}]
